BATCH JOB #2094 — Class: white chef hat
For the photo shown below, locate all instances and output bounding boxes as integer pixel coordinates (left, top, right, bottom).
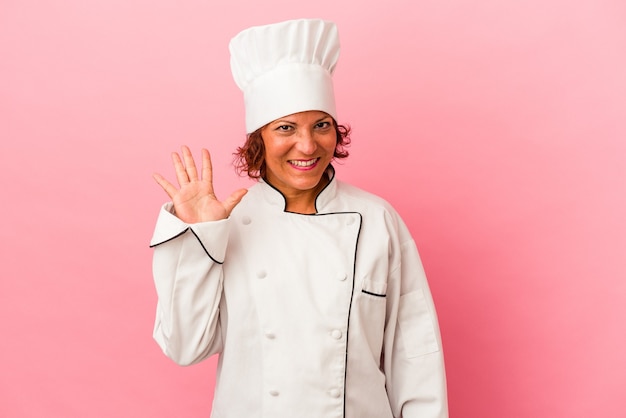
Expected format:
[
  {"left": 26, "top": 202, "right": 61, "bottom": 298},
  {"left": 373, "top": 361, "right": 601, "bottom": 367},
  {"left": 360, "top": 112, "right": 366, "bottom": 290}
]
[{"left": 229, "top": 18, "right": 340, "bottom": 133}]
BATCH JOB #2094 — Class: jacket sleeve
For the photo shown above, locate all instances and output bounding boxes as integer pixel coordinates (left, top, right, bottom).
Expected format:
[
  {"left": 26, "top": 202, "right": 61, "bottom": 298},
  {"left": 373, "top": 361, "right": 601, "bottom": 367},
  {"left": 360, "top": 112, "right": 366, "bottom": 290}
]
[
  {"left": 150, "top": 202, "right": 229, "bottom": 366},
  {"left": 384, "top": 217, "right": 448, "bottom": 418}
]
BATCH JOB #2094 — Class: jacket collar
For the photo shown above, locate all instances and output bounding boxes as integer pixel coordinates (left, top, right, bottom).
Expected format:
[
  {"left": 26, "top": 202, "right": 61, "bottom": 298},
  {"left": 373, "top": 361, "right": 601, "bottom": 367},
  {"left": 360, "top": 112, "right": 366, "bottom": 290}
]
[{"left": 258, "top": 165, "right": 337, "bottom": 213}]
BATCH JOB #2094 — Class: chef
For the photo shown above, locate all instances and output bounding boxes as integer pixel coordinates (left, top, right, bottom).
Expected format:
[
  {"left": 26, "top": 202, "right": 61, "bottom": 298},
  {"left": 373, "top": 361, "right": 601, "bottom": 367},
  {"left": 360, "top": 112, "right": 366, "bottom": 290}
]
[{"left": 150, "top": 18, "right": 448, "bottom": 418}]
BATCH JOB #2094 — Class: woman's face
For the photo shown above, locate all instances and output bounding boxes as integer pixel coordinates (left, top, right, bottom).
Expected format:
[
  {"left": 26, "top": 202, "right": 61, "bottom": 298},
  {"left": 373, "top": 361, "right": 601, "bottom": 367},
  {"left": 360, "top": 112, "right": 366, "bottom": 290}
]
[{"left": 261, "top": 110, "right": 336, "bottom": 198}]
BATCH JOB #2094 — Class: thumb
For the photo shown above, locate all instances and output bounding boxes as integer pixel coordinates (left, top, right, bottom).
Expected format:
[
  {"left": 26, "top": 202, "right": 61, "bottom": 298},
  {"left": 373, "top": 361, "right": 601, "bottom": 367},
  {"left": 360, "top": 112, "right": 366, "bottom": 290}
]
[{"left": 222, "top": 188, "right": 248, "bottom": 216}]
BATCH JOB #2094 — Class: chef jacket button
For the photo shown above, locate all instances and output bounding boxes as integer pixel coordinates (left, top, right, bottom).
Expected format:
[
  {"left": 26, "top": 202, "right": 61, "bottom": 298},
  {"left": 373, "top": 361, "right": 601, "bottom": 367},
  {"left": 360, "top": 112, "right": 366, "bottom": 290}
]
[
  {"left": 329, "top": 388, "right": 341, "bottom": 398},
  {"left": 336, "top": 273, "right": 347, "bottom": 281},
  {"left": 265, "top": 331, "right": 276, "bottom": 339},
  {"left": 241, "top": 216, "right": 251, "bottom": 225},
  {"left": 256, "top": 270, "right": 267, "bottom": 279},
  {"left": 269, "top": 390, "right": 279, "bottom": 397},
  {"left": 331, "top": 329, "right": 342, "bottom": 340}
]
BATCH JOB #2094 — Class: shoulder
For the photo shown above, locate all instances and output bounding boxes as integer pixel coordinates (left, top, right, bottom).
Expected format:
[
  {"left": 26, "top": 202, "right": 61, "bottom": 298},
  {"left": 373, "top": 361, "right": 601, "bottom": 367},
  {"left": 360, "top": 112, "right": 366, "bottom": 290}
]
[
  {"left": 334, "top": 180, "right": 415, "bottom": 240},
  {"left": 335, "top": 180, "right": 397, "bottom": 214},
  {"left": 334, "top": 180, "right": 404, "bottom": 227}
]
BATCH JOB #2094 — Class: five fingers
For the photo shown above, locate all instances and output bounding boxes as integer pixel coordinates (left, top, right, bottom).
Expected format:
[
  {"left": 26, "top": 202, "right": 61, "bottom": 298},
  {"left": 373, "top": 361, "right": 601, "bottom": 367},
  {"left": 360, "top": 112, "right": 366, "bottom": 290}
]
[{"left": 154, "top": 146, "right": 247, "bottom": 216}]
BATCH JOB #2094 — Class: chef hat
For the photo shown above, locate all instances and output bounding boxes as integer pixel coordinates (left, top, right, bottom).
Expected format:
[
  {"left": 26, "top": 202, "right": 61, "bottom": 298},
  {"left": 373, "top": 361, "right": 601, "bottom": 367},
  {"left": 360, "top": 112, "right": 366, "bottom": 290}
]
[{"left": 229, "top": 18, "right": 340, "bottom": 133}]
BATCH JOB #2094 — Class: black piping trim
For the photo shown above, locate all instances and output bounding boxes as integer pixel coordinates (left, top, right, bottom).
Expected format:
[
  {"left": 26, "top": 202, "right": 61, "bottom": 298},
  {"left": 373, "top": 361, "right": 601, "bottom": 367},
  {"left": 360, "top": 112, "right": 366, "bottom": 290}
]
[
  {"left": 361, "top": 289, "right": 387, "bottom": 298},
  {"left": 314, "top": 165, "right": 335, "bottom": 213},
  {"left": 149, "top": 228, "right": 189, "bottom": 248},
  {"left": 263, "top": 164, "right": 335, "bottom": 214},
  {"left": 343, "top": 212, "right": 363, "bottom": 418},
  {"left": 148, "top": 227, "right": 223, "bottom": 265},
  {"left": 263, "top": 178, "right": 288, "bottom": 210},
  {"left": 304, "top": 211, "right": 359, "bottom": 217},
  {"left": 189, "top": 228, "right": 224, "bottom": 265}
]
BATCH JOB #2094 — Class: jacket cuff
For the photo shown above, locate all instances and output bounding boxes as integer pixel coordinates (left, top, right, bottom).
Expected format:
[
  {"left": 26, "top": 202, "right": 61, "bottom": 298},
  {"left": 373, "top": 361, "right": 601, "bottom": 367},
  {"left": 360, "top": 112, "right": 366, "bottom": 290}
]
[
  {"left": 149, "top": 203, "right": 230, "bottom": 263},
  {"left": 189, "top": 218, "right": 229, "bottom": 263},
  {"left": 150, "top": 203, "right": 189, "bottom": 247}
]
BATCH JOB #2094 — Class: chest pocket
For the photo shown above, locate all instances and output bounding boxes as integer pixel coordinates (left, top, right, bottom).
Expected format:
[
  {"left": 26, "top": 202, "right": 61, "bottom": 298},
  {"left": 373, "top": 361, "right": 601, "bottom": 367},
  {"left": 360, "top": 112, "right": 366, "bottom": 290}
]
[
  {"left": 361, "top": 278, "right": 387, "bottom": 298},
  {"left": 355, "top": 278, "right": 388, "bottom": 357}
]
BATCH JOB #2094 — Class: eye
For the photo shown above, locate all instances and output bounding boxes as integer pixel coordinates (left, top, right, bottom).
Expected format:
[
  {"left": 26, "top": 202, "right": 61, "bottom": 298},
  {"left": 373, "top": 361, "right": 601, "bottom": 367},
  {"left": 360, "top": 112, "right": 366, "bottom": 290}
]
[
  {"left": 275, "top": 125, "right": 293, "bottom": 131},
  {"left": 315, "top": 121, "right": 332, "bottom": 129}
]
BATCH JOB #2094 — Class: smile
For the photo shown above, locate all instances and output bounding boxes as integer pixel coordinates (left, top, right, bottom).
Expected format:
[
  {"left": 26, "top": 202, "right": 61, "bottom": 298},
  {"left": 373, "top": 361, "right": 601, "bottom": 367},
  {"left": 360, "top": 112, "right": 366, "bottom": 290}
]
[{"left": 288, "top": 158, "right": 319, "bottom": 168}]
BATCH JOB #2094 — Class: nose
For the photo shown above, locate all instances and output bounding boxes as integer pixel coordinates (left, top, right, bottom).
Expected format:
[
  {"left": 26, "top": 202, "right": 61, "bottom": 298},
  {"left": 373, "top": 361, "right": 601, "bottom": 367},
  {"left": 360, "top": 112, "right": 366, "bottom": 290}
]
[{"left": 294, "top": 130, "right": 317, "bottom": 155}]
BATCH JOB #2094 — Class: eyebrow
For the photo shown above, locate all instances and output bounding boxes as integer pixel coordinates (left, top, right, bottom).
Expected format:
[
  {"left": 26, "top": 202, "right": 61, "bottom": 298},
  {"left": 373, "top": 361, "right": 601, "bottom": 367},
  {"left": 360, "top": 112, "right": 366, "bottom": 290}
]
[
  {"left": 273, "top": 119, "right": 296, "bottom": 125},
  {"left": 272, "top": 115, "right": 331, "bottom": 126},
  {"left": 315, "top": 115, "right": 332, "bottom": 123}
]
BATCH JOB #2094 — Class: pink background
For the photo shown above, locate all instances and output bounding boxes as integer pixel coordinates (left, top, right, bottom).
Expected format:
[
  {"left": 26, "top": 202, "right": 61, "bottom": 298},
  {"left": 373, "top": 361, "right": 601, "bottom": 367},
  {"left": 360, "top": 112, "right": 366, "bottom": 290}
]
[{"left": 2, "top": 0, "right": 625, "bottom": 417}]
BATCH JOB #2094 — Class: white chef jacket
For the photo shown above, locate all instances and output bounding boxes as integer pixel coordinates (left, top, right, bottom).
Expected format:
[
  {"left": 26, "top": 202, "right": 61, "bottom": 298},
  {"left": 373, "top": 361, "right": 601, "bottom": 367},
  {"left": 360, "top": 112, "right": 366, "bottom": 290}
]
[{"left": 150, "top": 168, "right": 448, "bottom": 418}]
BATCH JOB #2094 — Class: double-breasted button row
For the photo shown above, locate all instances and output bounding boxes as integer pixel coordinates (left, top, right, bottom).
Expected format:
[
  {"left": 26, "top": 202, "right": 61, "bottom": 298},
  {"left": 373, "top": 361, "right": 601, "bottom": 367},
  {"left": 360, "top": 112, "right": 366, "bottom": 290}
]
[
  {"left": 268, "top": 388, "right": 341, "bottom": 398},
  {"left": 264, "top": 328, "right": 340, "bottom": 341},
  {"left": 257, "top": 270, "right": 347, "bottom": 282},
  {"left": 244, "top": 214, "right": 357, "bottom": 226}
]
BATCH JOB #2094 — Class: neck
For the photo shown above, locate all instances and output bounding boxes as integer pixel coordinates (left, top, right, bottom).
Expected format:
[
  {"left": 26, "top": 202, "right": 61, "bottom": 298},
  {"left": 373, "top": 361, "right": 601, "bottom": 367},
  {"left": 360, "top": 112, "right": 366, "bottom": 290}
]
[{"left": 282, "top": 172, "right": 330, "bottom": 214}]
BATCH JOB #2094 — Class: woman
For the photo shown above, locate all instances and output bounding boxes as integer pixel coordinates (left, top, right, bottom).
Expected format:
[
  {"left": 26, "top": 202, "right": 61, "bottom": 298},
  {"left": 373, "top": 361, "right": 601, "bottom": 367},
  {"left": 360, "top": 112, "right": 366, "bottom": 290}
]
[{"left": 151, "top": 19, "right": 448, "bottom": 417}]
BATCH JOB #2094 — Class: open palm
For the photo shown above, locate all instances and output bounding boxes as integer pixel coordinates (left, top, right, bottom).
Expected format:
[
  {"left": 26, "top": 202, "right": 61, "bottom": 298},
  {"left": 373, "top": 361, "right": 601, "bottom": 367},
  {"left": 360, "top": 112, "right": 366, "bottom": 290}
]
[{"left": 153, "top": 146, "right": 247, "bottom": 224}]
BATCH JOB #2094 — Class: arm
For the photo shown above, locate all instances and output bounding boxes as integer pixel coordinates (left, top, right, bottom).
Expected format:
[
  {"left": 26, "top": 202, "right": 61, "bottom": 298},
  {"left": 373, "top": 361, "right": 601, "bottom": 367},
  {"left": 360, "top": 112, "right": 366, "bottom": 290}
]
[
  {"left": 384, "top": 222, "right": 448, "bottom": 417},
  {"left": 150, "top": 146, "right": 247, "bottom": 365},
  {"left": 151, "top": 205, "right": 230, "bottom": 365}
]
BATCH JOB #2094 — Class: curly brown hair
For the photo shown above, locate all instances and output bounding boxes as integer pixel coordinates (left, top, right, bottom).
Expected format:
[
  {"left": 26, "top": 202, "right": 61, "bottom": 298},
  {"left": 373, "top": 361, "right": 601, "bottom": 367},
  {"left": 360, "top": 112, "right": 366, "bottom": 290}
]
[{"left": 233, "top": 121, "right": 351, "bottom": 179}]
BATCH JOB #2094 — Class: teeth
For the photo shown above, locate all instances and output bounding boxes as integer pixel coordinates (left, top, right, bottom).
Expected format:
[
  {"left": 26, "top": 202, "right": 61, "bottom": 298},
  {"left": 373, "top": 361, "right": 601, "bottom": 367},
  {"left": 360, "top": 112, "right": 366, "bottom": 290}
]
[{"left": 290, "top": 159, "right": 317, "bottom": 167}]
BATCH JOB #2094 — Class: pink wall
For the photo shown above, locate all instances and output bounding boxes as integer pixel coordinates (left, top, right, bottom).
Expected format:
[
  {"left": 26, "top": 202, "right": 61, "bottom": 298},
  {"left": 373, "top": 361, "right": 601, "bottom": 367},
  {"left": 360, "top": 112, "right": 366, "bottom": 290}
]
[{"left": 2, "top": 1, "right": 625, "bottom": 416}]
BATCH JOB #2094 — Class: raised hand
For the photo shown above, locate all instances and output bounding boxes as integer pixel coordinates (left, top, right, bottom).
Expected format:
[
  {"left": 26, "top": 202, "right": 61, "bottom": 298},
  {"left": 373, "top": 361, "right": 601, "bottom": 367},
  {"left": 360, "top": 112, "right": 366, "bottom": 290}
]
[{"left": 153, "top": 146, "right": 247, "bottom": 224}]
